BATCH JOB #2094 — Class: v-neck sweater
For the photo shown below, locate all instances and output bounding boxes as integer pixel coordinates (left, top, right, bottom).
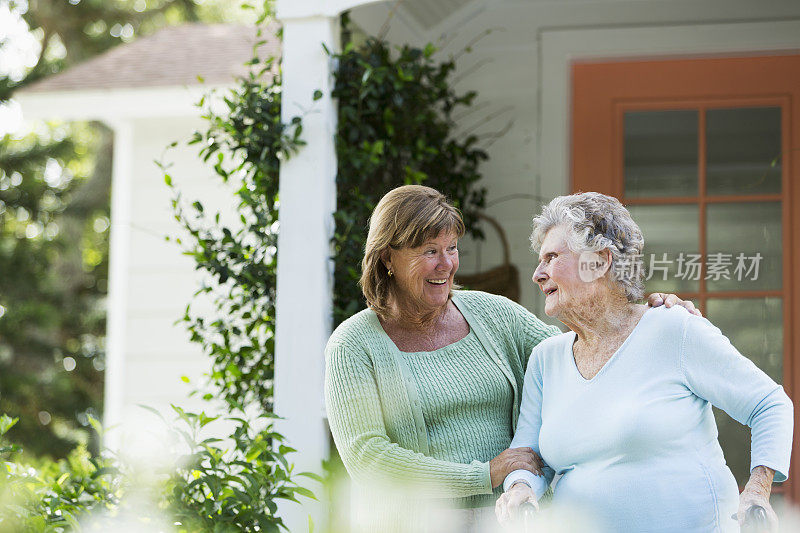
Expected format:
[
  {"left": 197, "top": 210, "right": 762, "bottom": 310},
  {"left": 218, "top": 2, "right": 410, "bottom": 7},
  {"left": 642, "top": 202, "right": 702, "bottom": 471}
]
[
  {"left": 324, "top": 290, "right": 561, "bottom": 516},
  {"left": 504, "top": 305, "right": 793, "bottom": 532}
]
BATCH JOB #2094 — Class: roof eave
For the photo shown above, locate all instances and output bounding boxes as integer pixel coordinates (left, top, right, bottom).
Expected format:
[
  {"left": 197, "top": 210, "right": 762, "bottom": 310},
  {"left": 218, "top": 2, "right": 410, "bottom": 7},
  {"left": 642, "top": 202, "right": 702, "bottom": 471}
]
[{"left": 15, "top": 84, "right": 233, "bottom": 123}]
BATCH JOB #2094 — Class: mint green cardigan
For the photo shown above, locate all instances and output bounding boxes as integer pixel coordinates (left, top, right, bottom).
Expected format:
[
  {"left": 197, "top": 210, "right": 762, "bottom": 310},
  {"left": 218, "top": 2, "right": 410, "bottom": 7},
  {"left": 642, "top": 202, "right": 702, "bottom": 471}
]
[{"left": 324, "top": 290, "right": 560, "bottom": 504}]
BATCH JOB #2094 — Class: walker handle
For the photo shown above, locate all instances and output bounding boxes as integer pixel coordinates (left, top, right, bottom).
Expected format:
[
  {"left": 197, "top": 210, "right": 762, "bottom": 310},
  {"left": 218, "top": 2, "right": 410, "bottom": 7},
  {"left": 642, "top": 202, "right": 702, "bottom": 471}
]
[
  {"left": 518, "top": 501, "right": 538, "bottom": 530},
  {"left": 740, "top": 505, "right": 769, "bottom": 533}
]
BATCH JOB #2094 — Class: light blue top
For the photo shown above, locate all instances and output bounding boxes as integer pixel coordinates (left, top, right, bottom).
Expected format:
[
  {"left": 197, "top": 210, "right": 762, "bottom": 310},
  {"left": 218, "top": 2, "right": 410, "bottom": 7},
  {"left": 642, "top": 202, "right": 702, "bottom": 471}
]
[{"left": 504, "top": 305, "right": 793, "bottom": 533}]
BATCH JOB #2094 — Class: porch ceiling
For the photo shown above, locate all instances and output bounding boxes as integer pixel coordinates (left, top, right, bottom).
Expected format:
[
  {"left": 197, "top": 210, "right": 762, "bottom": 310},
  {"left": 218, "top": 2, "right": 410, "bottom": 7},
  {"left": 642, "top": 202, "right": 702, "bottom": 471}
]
[{"left": 400, "top": 0, "right": 476, "bottom": 30}]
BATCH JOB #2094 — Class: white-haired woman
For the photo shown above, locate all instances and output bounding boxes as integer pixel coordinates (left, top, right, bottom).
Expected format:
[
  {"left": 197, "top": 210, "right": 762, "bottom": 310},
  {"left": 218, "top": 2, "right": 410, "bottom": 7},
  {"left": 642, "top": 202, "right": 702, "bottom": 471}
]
[
  {"left": 495, "top": 192, "right": 793, "bottom": 532},
  {"left": 325, "top": 186, "right": 698, "bottom": 532}
]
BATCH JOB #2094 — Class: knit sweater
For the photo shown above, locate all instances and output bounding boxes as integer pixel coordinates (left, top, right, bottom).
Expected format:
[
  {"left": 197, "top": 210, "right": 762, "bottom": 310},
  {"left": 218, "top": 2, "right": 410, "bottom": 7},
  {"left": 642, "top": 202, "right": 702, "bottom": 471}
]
[
  {"left": 324, "top": 290, "right": 560, "bottom": 525},
  {"left": 402, "top": 329, "right": 515, "bottom": 507}
]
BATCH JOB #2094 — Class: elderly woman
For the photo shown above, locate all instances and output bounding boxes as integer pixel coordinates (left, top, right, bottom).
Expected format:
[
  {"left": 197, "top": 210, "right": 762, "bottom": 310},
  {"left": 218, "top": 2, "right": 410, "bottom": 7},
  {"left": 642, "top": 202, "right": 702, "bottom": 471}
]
[
  {"left": 325, "top": 185, "right": 696, "bottom": 532},
  {"left": 495, "top": 192, "right": 793, "bottom": 532}
]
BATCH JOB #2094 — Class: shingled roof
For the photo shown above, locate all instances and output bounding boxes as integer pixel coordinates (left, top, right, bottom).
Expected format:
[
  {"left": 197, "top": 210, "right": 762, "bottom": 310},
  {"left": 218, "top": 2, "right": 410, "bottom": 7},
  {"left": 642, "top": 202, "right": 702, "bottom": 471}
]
[{"left": 22, "top": 23, "right": 280, "bottom": 93}]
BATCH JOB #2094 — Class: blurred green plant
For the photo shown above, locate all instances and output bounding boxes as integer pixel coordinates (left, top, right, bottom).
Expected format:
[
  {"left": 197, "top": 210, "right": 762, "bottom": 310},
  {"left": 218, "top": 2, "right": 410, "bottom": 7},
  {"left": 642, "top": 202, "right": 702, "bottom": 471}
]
[
  {"left": 1, "top": 405, "right": 312, "bottom": 532},
  {"left": 2, "top": 2, "right": 311, "bottom": 530},
  {"left": 0, "top": 119, "right": 110, "bottom": 458},
  {"left": 0, "top": 413, "right": 121, "bottom": 532},
  {"left": 156, "top": 405, "right": 317, "bottom": 532},
  {"left": 331, "top": 14, "right": 488, "bottom": 325}
]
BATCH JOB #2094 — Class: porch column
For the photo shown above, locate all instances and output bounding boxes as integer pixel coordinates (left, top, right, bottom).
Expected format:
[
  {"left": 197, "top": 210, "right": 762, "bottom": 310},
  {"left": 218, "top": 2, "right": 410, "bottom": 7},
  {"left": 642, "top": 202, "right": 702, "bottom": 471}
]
[
  {"left": 103, "top": 119, "right": 134, "bottom": 451},
  {"left": 274, "top": 13, "right": 339, "bottom": 533}
]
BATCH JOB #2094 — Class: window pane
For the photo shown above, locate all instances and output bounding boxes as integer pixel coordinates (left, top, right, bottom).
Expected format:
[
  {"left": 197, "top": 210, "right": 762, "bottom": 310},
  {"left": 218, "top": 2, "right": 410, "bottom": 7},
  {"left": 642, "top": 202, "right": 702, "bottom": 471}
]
[
  {"left": 706, "top": 107, "right": 781, "bottom": 195},
  {"left": 706, "top": 202, "right": 782, "bottom": 291},
  {"left": 706, "top": 297, "right": 783, "bottom": 383},
  {"left": 628, "top": 204, "right": 699, "bottom": 293},
  {"left": 624, "top": 110, "right": 698, "bottom": 198},
  {"left": 706, "top": 297, "right": 783, "bottom": 485}
]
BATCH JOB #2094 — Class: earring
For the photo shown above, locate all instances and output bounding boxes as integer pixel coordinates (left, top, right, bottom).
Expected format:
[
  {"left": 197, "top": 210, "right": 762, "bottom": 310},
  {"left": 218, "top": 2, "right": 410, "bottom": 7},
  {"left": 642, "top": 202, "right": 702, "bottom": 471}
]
[{"left": 388, "top": 269, "right": 393, "bottom": 277}]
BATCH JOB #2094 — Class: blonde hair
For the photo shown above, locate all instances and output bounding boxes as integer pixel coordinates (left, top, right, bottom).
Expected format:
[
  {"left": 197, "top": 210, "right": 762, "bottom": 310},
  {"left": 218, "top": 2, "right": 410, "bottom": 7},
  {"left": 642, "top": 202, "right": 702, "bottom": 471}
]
[{"left": 360, "top": 185, "right": 466, "bottom": 318}]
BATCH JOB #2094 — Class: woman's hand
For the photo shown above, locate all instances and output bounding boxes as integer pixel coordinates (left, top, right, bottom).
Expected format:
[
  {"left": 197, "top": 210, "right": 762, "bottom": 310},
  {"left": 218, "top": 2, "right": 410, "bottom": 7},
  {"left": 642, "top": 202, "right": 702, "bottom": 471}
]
[
  {"left": 495, "top": 481, "right": 538, "bottom": 526},
  {"left": 489, "top": 447, "right": 543, "bottom": 488},
  {"left": 647, "top": 293, "right": 702, "bottom": 317},
  {"left": 737, "top": 466, "right": 778, "bottom": 531}
]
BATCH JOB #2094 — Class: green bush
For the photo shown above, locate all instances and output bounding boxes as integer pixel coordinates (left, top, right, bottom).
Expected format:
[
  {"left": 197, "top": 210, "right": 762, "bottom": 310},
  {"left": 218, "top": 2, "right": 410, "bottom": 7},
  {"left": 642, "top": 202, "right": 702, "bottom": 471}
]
[
  {"left": 154, "top": 406, "right": 317, "bottom": 532},
  {"left": 0, "top": 414, "right": 120, "bottom": 532},
  {"left": 1, "top": 407, "right": 314, "bottom": 532},
  {"left": 164, "top": 14, "right": 302, "bottom": 413},
  {"left": 331, "top": 17, "right": 488, "bottom": 325}
]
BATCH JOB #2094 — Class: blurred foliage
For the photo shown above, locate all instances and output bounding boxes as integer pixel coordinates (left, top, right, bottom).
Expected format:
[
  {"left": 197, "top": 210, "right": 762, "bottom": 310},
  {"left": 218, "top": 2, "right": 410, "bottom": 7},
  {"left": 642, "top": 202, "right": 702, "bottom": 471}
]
[
  {"left": 0, "top": 0, "right": 253, "bottom": 458},
  {"left": 1, "top": 406, "right": 311, "bottom": 532},
  {"left": 4, "top": 0, "right": 256, "bottom": 94},
  {"left": 0, "top": 413, "right": 121, "bottom": 532},
  {"left": 159, "top": 405, "right": 316, "bottom": 532},
  {"left": 331, "top": 14, "right": 488, "bottom": 325},
  {"left": 2, "top": 1, "right": 311, "bottom": 529},
  {"left": 0, "top": 120, "right": 109, "bottom": 458},
  {"left": 164, "top": 10, "right": 297, "bottom": 411}
]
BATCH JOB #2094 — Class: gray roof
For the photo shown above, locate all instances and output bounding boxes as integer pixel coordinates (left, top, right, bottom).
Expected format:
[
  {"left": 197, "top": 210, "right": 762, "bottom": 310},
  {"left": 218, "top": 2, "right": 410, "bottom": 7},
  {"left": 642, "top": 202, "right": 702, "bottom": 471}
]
[{"left": 22, "top": 23, "right": 280, "bottom": 93}]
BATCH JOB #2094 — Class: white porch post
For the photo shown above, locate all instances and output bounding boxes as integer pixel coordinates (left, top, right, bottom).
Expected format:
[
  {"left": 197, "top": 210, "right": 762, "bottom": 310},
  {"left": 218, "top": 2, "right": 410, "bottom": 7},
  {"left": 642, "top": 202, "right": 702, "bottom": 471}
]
[
  {"left": 103, "top": 119, "right": 134, "bottom": 450},
  {"left": 274, "top": 12, "right": 339, "bottom": 533}
]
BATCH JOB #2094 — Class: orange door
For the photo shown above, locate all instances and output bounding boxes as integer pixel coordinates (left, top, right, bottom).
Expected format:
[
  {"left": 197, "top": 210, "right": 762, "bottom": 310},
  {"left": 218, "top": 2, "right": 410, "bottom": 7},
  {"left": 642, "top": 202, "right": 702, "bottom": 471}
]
[{"left": 573, "top": 55, "right": 800, "bottom": 504}]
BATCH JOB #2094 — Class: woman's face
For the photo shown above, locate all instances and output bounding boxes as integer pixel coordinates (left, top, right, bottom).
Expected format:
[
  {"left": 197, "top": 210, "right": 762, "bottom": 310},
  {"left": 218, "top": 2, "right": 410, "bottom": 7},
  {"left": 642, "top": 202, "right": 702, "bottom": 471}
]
[
  {"left": 386, "top": 230, "right": 459, "bottom": 313},
  {"left": 533, "top": 225, "right": 590, "bottom": 318}
]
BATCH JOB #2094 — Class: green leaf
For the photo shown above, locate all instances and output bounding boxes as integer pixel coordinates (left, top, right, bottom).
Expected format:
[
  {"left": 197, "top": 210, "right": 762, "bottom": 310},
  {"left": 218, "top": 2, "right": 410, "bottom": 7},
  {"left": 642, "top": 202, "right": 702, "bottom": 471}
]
[
  {"left": 0, "top": 414, "right": 18, "bottom": 435},
  {"left": 297, "top": 471, "right": 323, "bottom": 482},
  {"left": 294, "top": 486, "right": 317, "bottom": 500}
]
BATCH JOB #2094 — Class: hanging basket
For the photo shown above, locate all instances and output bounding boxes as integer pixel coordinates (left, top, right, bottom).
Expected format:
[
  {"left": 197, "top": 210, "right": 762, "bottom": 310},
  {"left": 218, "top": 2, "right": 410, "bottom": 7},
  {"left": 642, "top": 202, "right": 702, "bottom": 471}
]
[{"left": 456, "top": 213, "right": 521, "bottom": 303}]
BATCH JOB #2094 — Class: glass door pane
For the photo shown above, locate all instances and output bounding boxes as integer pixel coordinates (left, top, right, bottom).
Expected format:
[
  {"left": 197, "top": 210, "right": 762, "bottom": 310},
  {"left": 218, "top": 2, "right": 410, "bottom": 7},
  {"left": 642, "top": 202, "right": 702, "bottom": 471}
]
[
  {"left": 624, "top": 110, "right": 698, "bottom": 198},
  {"left": 628, "top": 204, "right": 700, "bottom": 293},
  {"left": 706, "top": 297, "right": 783, "bottom": 484},
  {"left": 706, "top": 202, "right": 782, "bottom": 292},
  {"left": 706, "top": 107, "right": 782, "bottom": 195},
  {"left": 623, "top": 104, "right": 786, "bottom": 489}
]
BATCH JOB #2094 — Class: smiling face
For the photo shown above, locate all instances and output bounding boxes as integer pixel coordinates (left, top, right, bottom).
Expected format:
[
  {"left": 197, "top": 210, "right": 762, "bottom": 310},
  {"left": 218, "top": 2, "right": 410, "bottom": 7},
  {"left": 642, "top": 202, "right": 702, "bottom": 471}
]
[
  {"left": 385, "top": 230, "right": 459, "bottom": 313},
  {"left": 533, "top": 225, "right": 591, "bottom": 319}
]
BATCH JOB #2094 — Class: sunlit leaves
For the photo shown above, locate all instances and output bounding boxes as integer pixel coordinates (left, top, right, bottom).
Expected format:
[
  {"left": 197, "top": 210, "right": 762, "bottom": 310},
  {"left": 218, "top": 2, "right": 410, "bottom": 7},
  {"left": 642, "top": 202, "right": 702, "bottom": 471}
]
[
  {"left": 0, "top": 120, "right": 109, "bottom": 458},
  {"left": 165, "top": 12, "right": 300, "bottom": 412}
]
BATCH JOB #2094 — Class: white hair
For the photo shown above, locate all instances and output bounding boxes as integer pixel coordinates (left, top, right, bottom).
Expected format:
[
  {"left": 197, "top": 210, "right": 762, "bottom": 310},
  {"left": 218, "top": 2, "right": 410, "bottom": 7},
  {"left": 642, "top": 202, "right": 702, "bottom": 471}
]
[{"left": 531, "top": 192, "right": 645, "bottom": 302}]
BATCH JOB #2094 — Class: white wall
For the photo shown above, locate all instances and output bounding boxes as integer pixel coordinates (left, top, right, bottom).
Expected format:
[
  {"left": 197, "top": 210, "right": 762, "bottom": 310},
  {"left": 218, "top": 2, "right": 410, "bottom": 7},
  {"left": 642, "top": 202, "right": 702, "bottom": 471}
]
[
  {"left": 350, "top": 0, "right": 800, "bottom": 326},
  {"left": 109, "top": 114, "right": 241, "bottom": 448}
]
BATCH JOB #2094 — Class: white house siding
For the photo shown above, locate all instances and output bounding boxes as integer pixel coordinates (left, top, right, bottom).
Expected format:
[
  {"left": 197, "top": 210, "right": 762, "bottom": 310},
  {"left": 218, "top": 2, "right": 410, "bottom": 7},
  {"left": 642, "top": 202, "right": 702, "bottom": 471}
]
[
  {"left": 113, "top": 115, "right": 241, "bottom": 442},
  {"left": 350, "top": 0, "right": 800, "bottom": 328}
]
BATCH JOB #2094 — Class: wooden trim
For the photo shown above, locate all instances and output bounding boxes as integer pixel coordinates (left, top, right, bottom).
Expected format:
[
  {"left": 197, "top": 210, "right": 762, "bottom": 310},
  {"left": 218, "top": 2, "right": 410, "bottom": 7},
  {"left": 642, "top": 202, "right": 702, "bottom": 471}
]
[
  {"left": 672, "top": 292, "right": 783, "bottom": 306},
  {"left": 698, "top": 107, "right": 708, "bottom": 301},
  {"left": 699, "top": 291, "right": 784, "bottom": 299},
  {"left": 785, "top": 82, "right": 800, "bottom": 505},
  {"left": 625, "top": 195, "right": 783, "bottom": 205}
]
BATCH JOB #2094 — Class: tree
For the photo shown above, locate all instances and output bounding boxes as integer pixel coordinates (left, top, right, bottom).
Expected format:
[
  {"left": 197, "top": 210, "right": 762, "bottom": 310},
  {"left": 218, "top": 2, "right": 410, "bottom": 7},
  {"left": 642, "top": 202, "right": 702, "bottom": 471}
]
[{"left": 0, "top": 0, "right": 247, "bottom": 458}]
